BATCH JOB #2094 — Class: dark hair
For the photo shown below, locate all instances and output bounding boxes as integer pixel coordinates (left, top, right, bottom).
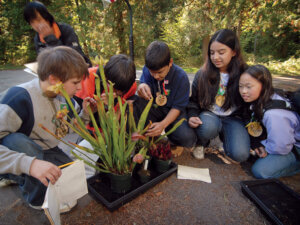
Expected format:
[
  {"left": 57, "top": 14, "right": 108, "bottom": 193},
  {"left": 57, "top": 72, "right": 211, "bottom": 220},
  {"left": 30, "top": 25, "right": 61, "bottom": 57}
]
[
  {"left": 37, "top": 46, "right": 88, "bottom": 82},
  {"left": 102, "top": 54, "right": 136, "bottom": 93},
  {"left": 145, "top": 41, "right": 171, "bottom": 70},
  {"left": 243, "top": 65, "right": 274, "bottom": 120},
  {"left": 24, "top": 1, "right": 54, "bottom": 25},
  {"left": 197, "top": 29, "right": 247, "bottom": 110}
]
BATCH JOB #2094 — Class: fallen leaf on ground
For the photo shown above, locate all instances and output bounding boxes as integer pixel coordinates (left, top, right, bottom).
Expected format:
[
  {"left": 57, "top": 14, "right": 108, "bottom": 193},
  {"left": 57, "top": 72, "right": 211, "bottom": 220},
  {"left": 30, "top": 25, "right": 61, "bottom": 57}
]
[
  {"left": 156, "top": 192, "right": 163, "bottom": 196},
  {"left": 171, "top": 146, "right": 184, "bottom": 157}
]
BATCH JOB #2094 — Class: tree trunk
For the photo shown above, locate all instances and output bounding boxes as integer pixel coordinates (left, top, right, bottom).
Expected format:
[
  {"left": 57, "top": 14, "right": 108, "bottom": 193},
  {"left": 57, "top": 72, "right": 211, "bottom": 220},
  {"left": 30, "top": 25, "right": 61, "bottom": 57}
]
[{"left": 202, "top": 35, "right": 210, "bottom": 62}]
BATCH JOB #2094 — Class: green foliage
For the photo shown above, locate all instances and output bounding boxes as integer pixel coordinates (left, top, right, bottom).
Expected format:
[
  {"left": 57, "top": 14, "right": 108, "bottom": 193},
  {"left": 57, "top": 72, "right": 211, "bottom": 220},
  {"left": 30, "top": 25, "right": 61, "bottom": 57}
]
[
  {"left": 60, "top": 62, "right": 153, "bottom": 175},
  {"left": 0, "top": 0, "right": 299, "bottom": 74},
  {"left": 246, "top": 54, "right": 300, "bottom": 76},
  {"left": 0, "top": 0, "right": 35, "bottom": 65}
]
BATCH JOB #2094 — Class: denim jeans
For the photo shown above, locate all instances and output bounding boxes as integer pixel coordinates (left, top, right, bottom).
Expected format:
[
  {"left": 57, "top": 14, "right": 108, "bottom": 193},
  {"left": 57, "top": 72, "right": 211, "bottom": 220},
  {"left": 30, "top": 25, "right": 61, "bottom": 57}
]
[
  {"left": 133, "top": 97, "right": 197, "bottom": 147},
  {"left": 195, "top": 111, "right": 250, "bottom": 162},
  {"left": 252, "top": 146, "right": 300, "bottom": 179},
  {"left": 166, "top": 112, "right": 197, "bottom": 148},
  {"left": 0, "top": 133, "right": 72, "bottom": 206}
]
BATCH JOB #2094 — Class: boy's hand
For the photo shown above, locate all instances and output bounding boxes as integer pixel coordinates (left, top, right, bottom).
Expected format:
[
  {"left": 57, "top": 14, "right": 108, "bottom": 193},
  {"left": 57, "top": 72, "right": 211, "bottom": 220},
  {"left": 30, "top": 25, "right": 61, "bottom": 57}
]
[
  {"left": 83, "top": 97, "right": 97, "bottom": 113},
  {"left": 29, "top": 159, "right": 62, "bottom": 187},
  {"left": 146, "top": 122, "right": 165, "bottom": 137},
  {"left": 188, "top": 117, "right": 202, "bottom": 128},
  {"left": 255, "top": 146, "right": 268, "bottom": 158},
  {"left": 137, "top": 84, "right": 153, "bottom": 100},
  {"left": 101, "top": 93, "right": 117, "bottom": 105}
]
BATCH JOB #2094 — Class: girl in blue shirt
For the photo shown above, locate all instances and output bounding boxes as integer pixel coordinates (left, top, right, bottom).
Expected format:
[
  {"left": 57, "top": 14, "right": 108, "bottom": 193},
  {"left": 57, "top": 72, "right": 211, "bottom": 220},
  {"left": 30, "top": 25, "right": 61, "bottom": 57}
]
[
  {"left": 187, "top": 29, "right": 250, "bottom": 162},
  {"left": 239, "top": 65, "right": 300, "bottom": 178}
]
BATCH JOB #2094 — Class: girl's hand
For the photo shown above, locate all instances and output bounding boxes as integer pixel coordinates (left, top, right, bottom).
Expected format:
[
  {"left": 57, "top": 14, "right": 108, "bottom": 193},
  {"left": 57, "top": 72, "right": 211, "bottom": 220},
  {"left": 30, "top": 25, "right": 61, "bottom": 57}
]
[
  {"left": 137, "top": 83, "right": 152, "bottom": 100},
  {"left": 188, "top": 117, "right": 202, "bottom": 128},
  {"left": 255, "top": 146, "right": 268, "bottom": 158},
  {"left": 83, "top": 97, "right": 97, "bottom": 114}
]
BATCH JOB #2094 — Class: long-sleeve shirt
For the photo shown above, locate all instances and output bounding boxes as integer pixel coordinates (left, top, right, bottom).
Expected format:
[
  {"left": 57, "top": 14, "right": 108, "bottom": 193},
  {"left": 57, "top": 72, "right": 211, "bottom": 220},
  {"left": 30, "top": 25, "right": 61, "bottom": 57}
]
[
  {"left": 261, "top": 93, "right": 300, "bottom": 155},
  {"left": 0, "top": 79, "right": 89, "bottom": 176}
]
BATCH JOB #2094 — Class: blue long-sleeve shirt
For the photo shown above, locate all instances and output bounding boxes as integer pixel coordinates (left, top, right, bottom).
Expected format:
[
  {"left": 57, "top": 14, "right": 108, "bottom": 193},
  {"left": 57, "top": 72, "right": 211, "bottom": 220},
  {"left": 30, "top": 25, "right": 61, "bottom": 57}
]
[{"left": 140, "top": 64, "right": 190, "bottom": 112}]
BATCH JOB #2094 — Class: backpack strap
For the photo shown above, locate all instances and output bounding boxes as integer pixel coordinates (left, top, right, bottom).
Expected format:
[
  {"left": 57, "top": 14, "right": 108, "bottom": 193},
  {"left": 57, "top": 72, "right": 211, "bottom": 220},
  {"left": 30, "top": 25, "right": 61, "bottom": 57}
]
[
  {"left": 263, "top": 99, "right": 296, "bottom": 113},
  {"left": 292, "top": 146, "right": 300, "bottom": 161},
  {"left": 66, "top": 98, "right": 75, "bottom": 122}
]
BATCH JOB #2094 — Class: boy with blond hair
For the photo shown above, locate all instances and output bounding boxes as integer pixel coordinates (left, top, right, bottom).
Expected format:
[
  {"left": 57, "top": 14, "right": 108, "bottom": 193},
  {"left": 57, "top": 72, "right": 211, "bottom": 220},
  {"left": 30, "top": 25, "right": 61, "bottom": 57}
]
[{"left": 0, "top": 46, "right": 94, "bottom": 211}]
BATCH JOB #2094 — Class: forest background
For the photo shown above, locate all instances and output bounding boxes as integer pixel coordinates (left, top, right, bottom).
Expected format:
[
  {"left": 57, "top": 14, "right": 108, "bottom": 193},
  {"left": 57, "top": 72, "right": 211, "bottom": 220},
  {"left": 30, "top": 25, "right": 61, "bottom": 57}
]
[{"left": 0, "top": 0, "right": 299, "bottom": 75}]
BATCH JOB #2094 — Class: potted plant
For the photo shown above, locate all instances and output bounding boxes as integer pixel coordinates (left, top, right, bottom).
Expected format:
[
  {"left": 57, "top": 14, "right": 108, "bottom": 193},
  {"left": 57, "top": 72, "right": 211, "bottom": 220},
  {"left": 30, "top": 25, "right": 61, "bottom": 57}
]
[
  {"left": 40, "top": 58, "right": 153, "bottom": 193},
  {"left": 40, "top": 57, "right": 185, "bottom": 194},
  {"left": 149, "top": 140, "right": 172, "bottom": 173}
]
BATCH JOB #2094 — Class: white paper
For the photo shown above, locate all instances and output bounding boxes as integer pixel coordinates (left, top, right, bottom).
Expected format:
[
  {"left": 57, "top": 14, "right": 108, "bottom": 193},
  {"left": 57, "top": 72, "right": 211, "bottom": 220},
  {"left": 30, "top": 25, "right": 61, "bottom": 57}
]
[
  {"left": 177, "top": 165, "right": 211, "bottom": 183},
  {"left": 42, "top": 160, "right": 88, "bottom": 225},
  {"left": 42, "top": 183, "right": 61, "bottom": 225},
  {"left": 72, "top": 139, "right": 99, "bottom": 178},
  {"left": 55, "top": 160, "right": 88, "bottom": 203},
  {"left": 24, "top": 62, "right": 38, "bottom": 74}
]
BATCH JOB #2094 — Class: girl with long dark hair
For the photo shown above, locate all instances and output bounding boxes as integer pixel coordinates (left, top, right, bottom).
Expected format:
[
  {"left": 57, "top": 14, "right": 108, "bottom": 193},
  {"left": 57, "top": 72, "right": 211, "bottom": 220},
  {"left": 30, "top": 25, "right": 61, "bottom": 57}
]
[{"left": 188, "top": 29, "right": 250, "bottom": 162}]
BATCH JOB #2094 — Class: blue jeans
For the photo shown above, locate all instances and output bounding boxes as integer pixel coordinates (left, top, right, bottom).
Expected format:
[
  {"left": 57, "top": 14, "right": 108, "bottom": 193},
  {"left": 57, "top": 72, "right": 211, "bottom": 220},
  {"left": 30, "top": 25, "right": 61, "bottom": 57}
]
[
  {"left": 195, "top": 111, "right": 250, "bottom": 162},
  {"left": 133, "top": 97, "right": 197, "bottom": 147},
  {"left": 166, "top": 112, "right": 197, "bottom": 148},
  {"left": 0, "top": 133, "right": 72, "bottom": 206},
  {"left": 252, "top": 146, "right": 300, "bottom": 179}
]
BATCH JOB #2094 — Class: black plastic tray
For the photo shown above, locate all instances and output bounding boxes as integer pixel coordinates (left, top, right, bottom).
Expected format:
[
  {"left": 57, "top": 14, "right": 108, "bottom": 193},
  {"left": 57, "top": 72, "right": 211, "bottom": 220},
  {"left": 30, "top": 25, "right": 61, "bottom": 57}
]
[
  {"left": 87, "top": 162, "right": 177, "bottom": 211},
  {"left": 241, "top": 179, "right": 300, "bottom": 225}
]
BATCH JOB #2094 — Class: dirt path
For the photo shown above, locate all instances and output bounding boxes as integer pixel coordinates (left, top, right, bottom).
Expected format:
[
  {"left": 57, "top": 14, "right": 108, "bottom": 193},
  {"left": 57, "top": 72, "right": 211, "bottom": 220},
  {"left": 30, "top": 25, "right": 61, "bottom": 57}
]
[{"left": 272, "top": 75, "right": 300, "bottom": 91}]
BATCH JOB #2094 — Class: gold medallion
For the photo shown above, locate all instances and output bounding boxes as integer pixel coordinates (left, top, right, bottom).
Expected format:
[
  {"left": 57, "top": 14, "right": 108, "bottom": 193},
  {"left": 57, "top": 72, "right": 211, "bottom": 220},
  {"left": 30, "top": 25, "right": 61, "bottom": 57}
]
[
  {"left": 246, "top": 121, "right": 263, "bottom": 137},
  {"left": 55, "top": 122, "right": 69, "bottom": 138},
  {"left": 155, "top": 93, "right": 167, "bottom": 106},
  {"left": 215, "top": 95, "right": 225, "bottom": 107}
]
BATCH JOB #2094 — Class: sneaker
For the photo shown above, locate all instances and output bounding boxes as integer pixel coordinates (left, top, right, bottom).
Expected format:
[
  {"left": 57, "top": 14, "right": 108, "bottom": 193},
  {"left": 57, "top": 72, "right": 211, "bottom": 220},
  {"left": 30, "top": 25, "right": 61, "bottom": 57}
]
[
  {"left": 0, "top": 178, "right": 17, "bottom": 188},
  {"left": 29, "top": 200, "right": 77, "bottom": 212},
  {"left": 29, "top": 203, "right": 43, "bottom": 210},
  {"left": 60, "top": 200, "right": 77, "bottom": 213},
  {"left": 192, "top": 146, "right": 204, "bottom": 159}
]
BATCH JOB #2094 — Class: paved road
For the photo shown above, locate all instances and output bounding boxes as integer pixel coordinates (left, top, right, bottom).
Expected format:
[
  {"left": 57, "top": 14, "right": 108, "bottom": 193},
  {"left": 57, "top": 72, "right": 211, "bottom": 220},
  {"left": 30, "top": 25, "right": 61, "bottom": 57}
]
[
  {"left": 1, "top": 68, "right": 300, "bottom": 224},
  {"left": 0, "top": 69, "right": 195, "bottom": 99},
  {"left": 1, "top": 69, "right": 299, "bottom": 100}
]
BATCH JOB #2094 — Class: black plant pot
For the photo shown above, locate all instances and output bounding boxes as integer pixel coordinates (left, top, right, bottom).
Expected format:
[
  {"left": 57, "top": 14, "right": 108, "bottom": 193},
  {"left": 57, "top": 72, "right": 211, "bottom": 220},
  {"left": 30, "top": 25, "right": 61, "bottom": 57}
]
[
  {"left": 87, "top": 162, "right": 178, "bottom": 211},
  {"left": 137, "top": 169, "right": 151, "bottom": 184},
  {"left": 108, "top": 173, "right": 132, "bottom": 194},
  {"left": 153, "top": 158, "right": 172, "bottom": 173}
]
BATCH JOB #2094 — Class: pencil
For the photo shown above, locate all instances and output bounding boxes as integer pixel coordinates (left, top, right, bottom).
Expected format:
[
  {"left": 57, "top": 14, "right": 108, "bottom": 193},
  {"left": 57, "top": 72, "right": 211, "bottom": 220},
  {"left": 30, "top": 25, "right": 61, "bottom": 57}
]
[{"left": 58, "top": 161, "right": 75, "bottom": 169}]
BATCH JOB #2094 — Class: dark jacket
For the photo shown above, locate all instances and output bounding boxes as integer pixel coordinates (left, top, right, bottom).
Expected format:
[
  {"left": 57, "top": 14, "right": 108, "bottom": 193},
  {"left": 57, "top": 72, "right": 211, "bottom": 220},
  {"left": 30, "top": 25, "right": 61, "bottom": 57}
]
[{"left": 33, "top": 22, "right": 92, "bottom": 67}]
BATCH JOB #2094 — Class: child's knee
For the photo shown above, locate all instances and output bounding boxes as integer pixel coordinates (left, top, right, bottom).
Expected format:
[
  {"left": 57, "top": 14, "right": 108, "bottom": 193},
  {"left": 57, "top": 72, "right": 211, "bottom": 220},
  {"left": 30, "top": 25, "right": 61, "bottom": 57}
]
[
  {"left": 2, "top": 133, "right": 28, "bottom": 148},
  {"left": 227, "top": 148, "right": 249, "bottom": 162},
  {"left": 168, "top": 129, "right": 197, "bottom": 147},
  {"left": 2, "top": 132, "right": 42, "bottom": 156},
  {"left": 251, "top": 164, "right": 269, "bottom": 179}
]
